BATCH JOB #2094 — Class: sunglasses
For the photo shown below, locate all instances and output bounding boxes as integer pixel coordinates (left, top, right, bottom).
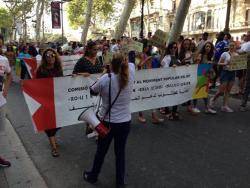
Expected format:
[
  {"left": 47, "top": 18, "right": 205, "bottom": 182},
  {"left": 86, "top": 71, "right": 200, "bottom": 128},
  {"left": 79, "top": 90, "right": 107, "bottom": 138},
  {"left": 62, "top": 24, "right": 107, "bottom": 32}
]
[{"left": 46, "top": 52, "right": 55, "bottom": 58}]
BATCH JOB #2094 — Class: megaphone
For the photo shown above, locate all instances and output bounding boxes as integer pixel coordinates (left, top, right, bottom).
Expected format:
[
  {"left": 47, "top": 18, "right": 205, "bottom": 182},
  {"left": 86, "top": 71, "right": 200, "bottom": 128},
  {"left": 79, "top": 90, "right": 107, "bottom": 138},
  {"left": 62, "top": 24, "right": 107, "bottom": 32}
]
[{"left": 78, "top": 108, "right": 110, "bottom": 138}]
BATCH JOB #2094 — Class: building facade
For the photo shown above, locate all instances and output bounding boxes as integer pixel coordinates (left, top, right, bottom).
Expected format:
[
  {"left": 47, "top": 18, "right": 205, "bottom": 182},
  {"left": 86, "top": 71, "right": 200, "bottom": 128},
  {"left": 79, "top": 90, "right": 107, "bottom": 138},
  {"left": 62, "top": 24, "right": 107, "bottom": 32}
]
[
  {"left": 129, "top": 0, "right": 250, "bottom": 42},
  {"left": 182, "top": 0, "right": 250, "bottom": 41}
]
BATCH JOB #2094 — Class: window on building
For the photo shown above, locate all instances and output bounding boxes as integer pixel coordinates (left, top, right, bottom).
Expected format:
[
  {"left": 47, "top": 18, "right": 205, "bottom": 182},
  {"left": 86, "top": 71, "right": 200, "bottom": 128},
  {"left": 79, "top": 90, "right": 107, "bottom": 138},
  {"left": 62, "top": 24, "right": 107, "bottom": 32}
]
[
  {"left": 206, "top": 10, "right": 212, "bottom": 29},
  {"left": 246, "top": 9, "right": 250, "bottom": 26},
  {"left": 192, "top": 11, "right": 206, "bottom": 31}
]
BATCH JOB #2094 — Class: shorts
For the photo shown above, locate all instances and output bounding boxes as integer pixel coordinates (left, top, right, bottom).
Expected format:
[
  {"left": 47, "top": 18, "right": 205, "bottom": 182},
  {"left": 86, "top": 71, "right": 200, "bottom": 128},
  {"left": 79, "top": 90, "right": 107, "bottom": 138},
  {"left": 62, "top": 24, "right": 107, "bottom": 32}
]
[{"left": 220, "top": 70, "right": 235, "bottom": 83}]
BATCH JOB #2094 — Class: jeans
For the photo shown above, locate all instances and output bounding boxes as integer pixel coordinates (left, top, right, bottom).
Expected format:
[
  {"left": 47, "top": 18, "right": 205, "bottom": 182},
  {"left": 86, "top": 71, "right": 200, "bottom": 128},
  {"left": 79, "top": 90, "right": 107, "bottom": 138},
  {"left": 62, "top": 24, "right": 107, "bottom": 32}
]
[{"left": 90, "top": 121, "right": 130, "bottom": 185}]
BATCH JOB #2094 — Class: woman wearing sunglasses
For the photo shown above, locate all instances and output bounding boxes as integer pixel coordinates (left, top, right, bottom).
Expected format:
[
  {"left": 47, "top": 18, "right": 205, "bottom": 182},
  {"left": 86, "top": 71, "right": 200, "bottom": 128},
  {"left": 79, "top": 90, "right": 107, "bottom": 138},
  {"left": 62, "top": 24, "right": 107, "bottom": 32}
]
[
  {"left": 73, "top": 41, "right": 104, "bottom": 135},
  {"left": 36, "top": 48, "right": 63, "bottom": 157},
  {"left": 161, "top": 42, "right": 182, "bottom": 120}
]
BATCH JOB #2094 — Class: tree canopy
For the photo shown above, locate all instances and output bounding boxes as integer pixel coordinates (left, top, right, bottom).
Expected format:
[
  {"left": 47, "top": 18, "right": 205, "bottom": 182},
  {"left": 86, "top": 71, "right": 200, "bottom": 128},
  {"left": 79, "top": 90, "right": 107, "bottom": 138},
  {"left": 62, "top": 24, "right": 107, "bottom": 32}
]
[
  {"left": 0, "top": 8, "right": 13, "bottom": 31},
  {"left": 67, "top": 0, "right": 115, "bottom": 29}
]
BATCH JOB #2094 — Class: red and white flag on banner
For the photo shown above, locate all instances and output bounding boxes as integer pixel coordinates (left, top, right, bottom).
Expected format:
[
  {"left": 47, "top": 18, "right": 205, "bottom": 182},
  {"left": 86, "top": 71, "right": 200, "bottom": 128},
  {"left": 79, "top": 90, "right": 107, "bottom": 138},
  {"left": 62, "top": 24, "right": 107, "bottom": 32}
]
[
  {"left": 22, "top": 78, "right": 57, "bottom": 132},
  {"left": 23, "top": 58, "right": 38, "bottom": 79}
]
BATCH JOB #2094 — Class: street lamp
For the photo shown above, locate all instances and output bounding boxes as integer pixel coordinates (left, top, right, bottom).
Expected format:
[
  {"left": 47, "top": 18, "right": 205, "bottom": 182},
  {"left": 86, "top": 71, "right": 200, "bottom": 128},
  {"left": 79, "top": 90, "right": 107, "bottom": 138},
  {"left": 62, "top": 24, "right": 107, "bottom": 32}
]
[{"left": 59, "top": 0, "right": 71, "bottom": 45}]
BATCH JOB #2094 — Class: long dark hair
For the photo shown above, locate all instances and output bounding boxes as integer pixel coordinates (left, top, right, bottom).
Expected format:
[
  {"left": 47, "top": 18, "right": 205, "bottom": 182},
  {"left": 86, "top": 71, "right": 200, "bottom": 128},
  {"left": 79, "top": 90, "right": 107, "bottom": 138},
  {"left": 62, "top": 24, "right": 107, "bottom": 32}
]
[
  {"left": 111, "top": 53, "right": 129, "bottom": 90},
  {"left": 165, "top": 42, "right": 178, "bottom": 57},
  {"left": 178, "top": 38, "right": 191, "bottom": 61},
  {"left": 200, "top": 41, "right": 214, "bottom": 61},
  {"left": 38, "top": 48, "right": 62, "bottom": 73}
]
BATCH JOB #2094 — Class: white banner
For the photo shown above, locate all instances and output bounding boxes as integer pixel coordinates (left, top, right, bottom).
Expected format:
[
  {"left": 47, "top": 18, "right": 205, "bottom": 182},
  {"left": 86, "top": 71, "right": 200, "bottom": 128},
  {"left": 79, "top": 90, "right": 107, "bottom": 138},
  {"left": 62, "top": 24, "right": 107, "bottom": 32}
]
[{"left": 22, "top": 65, "right": 198, "bottom": 132}]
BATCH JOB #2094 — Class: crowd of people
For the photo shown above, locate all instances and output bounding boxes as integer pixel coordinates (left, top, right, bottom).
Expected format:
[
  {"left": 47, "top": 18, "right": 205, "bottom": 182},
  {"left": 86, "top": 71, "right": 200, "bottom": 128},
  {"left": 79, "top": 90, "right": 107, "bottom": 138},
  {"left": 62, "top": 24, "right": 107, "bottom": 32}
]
[{"left": 0, "top": 30, "right": 250, "bottom": 188}]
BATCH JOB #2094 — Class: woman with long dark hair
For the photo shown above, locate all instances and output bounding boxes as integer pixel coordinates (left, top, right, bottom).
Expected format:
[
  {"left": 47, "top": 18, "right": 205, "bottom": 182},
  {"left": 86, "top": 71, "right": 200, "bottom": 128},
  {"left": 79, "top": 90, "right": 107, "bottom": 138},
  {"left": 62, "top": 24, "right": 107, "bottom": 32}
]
[
  {"left": 193, "top": 41, "right": 217, "bottom": 114},
  {"left": 83, "top": 53, "right": 135, "bottom": 188},
  {"left": 161, "top": 42, "right": 181, "bottom": 120},
  {"left": 73, "top": 41, "right": 104, "bottom": 135},
  {"left": 36, "top": 48, "right": 63, "bottom": 157}
]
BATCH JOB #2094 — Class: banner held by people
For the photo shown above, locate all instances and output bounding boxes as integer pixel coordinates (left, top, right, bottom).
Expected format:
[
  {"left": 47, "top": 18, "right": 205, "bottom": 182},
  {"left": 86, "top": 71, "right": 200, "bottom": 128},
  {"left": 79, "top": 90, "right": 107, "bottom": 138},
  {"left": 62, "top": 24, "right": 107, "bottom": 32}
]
[{"left": 22, "top": 65, "right": 200, "bottom": 132}]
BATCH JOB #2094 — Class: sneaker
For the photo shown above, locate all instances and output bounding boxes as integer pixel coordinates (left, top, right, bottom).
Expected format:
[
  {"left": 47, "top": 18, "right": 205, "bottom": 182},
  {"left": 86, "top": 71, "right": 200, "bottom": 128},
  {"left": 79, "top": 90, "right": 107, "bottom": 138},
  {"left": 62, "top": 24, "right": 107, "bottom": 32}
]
[
  {"left": 240, "top": 106, "right": 247, "bottom": 112},
  {"left": 209, "top": 98, "right": 215, "bottom": 108},
  {"left": 221, "top": 106, "right": 234, "bottom": 113},
  {"left": 192, "top": 107, "right": 201, "bottom": 113},
  {"left": 152, "top": 117, "right": 164, "bottom": 124},
  {"left": 138, "top": 116, "right": 146, "bottom": 123},
  {"left": 83, "top": 171, "right": 97, "bottom": 184},
  {"left": 0, "top": 157, "right": 11, "bottom": 167},
  {"left": 205, "top": 108, "right": 217, "bottom": 114}
]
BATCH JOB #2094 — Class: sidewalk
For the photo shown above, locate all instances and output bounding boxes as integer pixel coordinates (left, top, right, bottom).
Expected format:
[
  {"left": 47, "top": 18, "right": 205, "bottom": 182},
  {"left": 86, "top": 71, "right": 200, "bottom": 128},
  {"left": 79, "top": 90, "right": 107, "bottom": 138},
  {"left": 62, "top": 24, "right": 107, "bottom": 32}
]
[{"left": 0, "top": 117, "right": 48, "bottom": 188}]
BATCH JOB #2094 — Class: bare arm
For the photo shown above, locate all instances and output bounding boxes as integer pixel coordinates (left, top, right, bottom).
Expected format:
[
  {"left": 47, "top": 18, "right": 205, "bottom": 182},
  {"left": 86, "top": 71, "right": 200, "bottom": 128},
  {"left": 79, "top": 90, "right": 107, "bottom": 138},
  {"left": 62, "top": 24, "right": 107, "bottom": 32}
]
[{"left": 3, "top": 72, "right": 12, "bottom": 98}]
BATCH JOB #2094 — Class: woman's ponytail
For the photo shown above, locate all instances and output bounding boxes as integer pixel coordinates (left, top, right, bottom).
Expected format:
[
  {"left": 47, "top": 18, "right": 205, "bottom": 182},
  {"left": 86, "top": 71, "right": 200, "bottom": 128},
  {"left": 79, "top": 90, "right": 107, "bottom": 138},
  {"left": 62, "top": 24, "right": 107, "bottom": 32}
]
[
  {"left": 119, "top": 61, "right": 129, "bottom": 89},
  {"left": 111, "top": 53, "right": 129, "bottom": 89}
]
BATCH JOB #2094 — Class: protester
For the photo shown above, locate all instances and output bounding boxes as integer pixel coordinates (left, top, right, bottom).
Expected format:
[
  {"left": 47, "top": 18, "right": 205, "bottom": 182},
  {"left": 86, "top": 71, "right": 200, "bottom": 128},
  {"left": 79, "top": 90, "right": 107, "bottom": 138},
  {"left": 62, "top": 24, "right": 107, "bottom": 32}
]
[
  {"left": 161, "top": 42, "right": 181, "bottom": 120},
  {"left": 137, "top": 42, "right": 163, "bottom": 124},
  {"left": 193, "top": 42, "right": 217, "bottom": 114},
  {"left": 238, "top": 31, "right": 250, "bottom": 111},
  {"left": 197, "top": 32, "right": 209, "bottom": 52},
  {"left": 212, "top": 31, "right": 227, "bottom": 88},
  {"left": 5, "top": 45, "right": 16, "bottom": 67},
  {"left": 36, "top": 48, "right": 63, "bottom": 157},
  {"left": 83, "top": 53, "right": 135, "bottom": 188},
  {"left": 179, "top": 38, "right": 198, "bottom": 113},
  {"left": 73, "top": 41, "right": 104, "bottom": 135},
  {"left": 0, "top": 47, "right": 12, "bottom": 167},
  {"left": 210, "top": 42, "right": 238, "bottom": 112},
  {"left": 18, "top": 45, "right": 31, "bottom": 79}
]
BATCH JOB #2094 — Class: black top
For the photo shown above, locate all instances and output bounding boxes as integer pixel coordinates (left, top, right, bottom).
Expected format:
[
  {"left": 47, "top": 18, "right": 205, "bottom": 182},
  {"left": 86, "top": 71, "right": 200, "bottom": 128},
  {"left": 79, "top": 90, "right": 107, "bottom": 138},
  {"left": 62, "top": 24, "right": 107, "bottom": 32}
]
[
  {"left": 36, "top": 68, "right": 63, "bottom": 78},
  {"left": 73, "top": 56, "right": 103, "bottom": 74}
]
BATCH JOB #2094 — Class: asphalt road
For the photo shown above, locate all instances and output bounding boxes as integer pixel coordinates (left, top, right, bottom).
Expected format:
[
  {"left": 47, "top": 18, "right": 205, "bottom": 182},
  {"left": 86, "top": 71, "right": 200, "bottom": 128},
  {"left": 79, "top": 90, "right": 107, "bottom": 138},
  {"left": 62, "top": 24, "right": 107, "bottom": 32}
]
[{"left": 5, "top": 83, "right": 250, "bottom": 188}]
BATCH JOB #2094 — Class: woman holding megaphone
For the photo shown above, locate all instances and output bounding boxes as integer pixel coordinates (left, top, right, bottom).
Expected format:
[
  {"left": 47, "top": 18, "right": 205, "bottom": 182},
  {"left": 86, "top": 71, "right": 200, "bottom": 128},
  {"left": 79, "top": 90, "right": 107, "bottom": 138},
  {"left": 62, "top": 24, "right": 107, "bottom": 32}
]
[{"left": 80, "top": 53, "right": 135, "bottom": 187}]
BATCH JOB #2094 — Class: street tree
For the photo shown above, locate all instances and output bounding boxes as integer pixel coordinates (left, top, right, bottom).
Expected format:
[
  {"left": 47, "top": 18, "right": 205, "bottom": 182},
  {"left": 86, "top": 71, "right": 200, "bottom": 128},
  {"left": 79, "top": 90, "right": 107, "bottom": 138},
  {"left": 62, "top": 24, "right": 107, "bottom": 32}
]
[
  {"left": 35, "top": 0, "right": 46, "bottom": 42},
  {"left": 4, "top": 0, "right": 35, "bottom": 41},
  {"left": 168, "top": 0, "right": 191, "bottom": 44},
  {"left": 0, "top": 8, "right": 13, "bottom": 39},
  {"left": 81, "top": 0, "right": 93, "bottom": 44},
  {"left": 114, "top": 0, "right": 136, "bottom": 39}
]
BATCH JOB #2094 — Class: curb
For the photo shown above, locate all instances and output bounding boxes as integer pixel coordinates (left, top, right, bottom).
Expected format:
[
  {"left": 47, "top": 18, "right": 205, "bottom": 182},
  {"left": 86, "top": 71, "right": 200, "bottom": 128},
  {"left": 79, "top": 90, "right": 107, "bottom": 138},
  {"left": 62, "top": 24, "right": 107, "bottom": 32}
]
[{"left": 0, "top": 118, "right": 48, "bottom": 188}]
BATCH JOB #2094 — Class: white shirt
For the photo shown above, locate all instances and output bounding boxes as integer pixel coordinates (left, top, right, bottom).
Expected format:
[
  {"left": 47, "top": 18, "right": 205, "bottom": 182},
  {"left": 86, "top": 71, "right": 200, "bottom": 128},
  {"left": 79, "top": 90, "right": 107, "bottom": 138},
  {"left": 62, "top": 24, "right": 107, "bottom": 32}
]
[
  {"left": 239, "top": 41, "right": 250, "bottom": 53},
  {"left": 91, "top": 63, "right": 135, "bottom": 123},
  {"left": 110, "top": 44, "right": 120, "bottom": 53},
  {"left": 161, "top": 55, "right": 171, "bottom": 68},
  {"left": 219, "top": 51, "right": 238, "bottom": 70},
  {"left": 36, "top": 54, "right": 42, "bottom": 65},
  {"left": 0, "top": 55, "right": 11, "bottom": 107}
]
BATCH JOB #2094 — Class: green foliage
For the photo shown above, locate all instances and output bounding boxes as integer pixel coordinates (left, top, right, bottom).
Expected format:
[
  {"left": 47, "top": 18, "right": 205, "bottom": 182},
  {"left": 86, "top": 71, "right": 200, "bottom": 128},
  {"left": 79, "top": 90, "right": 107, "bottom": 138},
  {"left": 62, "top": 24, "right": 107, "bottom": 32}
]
[
  {"left": 0, "top": 8, "right": 13, "bottom": 30},
  {"left": 67, "top": 0, "right": 115, "bottom": 29}
]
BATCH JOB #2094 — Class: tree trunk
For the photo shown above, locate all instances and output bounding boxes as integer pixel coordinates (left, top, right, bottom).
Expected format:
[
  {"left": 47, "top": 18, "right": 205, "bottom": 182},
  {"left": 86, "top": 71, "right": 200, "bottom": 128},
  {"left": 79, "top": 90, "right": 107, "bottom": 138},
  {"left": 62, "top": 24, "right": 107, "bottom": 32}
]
[
  {"left": 114, "top": 0, "right": 136, "bottom": 39},
  {"left": 168, "top": 0, "right": 191, "bottom": 44},
  {"left": 224, "top": 0, "right": 231, "bottom": 33},
  {"left": 81, "top": 0, "right": 93, "bottom": 45},
  {"left": 35, "top": 0, "right": 45, "bottom": 42}
]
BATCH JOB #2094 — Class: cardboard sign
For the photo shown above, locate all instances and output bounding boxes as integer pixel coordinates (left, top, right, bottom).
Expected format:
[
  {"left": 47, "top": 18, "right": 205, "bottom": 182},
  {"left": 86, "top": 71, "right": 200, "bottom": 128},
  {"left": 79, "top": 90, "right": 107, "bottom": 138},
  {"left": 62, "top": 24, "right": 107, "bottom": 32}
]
[
  {"left": 121, "top": 40, "right": 143, "bottom": 54},
  {"left": 149, "top": 30, "right": 168, "bottom": 48},
  {"left": 229, "top": 54, "right": 247, "bottom": 71}
]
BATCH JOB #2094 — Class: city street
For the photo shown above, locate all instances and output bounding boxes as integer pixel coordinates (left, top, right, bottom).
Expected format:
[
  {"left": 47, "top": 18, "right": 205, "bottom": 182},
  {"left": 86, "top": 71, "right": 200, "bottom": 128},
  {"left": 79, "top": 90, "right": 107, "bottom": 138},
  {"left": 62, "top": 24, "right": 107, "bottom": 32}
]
[{"left": 1, "top": 82, "right": 250, "bottom": 188}]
